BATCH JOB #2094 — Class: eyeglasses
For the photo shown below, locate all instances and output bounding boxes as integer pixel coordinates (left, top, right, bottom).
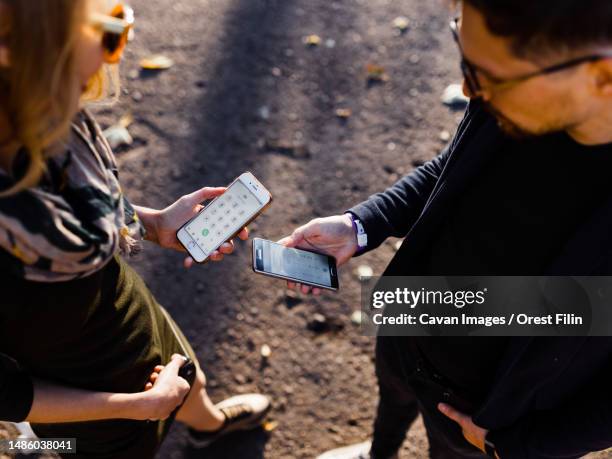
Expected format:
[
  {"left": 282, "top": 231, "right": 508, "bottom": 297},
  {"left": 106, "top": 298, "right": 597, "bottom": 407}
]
[
  {"left": 90, "top": 4, "right": 134, "bottom": 64},
  {"left": 450, "top": 17, "right": 612, "bottom": 96}
]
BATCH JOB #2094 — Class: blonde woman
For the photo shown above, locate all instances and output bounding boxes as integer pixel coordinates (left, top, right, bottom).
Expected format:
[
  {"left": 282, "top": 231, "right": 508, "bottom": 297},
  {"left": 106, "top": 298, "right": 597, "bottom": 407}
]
[{"left": 0, "top": 1, "right": 269, "bottom": 457}]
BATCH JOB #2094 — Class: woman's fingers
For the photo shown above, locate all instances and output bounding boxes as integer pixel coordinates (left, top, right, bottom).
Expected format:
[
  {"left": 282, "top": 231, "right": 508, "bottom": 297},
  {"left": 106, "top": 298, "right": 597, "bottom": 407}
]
[
  {"left": 184, "top": 257, "right": 195, "bottom": 269},
  {"left": 238, "top": 227, "right": 249, "bottom": 240},
  {"left": 218, "top": 240, "right": 234, "bottom": 255},
  {"left": 209, "top": 251, "right": 224, "bottom": 262},
  {"left": 185, "top": 187, "right": 226, "bottom": 205}
]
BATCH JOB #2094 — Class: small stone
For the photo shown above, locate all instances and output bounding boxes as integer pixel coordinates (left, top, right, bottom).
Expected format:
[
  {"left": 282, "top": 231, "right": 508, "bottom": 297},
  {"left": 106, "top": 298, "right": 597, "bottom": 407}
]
[
  {"left": 283, "top": 384, "right": 294, "bottom": 394},
  {"left": 131, "top": 90, "right": 143, "bottom": 102},
  {"left": 356, "top": 265, "right": 374, "bottom": 278},
  {"left": 258, "top": 106, "right": 270, "bottom": 120},
  {"left": 441, "top": 83, "right": 469, "bottom": 107},
  {"left": 261, "top": 344, "right": 272, "bottom": 358},
  {"left": 439, "top": 130, "right": 451, "bottom": 142},
  {"left": 271, "top": 67, "right": 282, "bottom": 77},
  {"left": 127, "top": 69, "right": 139, "bottom": 80},
  {"left": 387, "top": 142, "right": 396, "bottom": 151},
  {"left": 171, "top": 167, "right": 182, "bottom": 179},
  {"left": 325, "top": 38, "right": 336, "bottom": 48},
  {"left": 392, "top": 16, "right": 410, "bottom": 32},
  {"left": 308, "top": 313, "right": 328, "bottom": 333},
  {"left": 234, "top": 374, "right": 247, "bottom": 385},
  {"left": 409, "top": 54, "right": 420, "bottom": 64},
  {"left": 350, "top": 310, "right": 363, "bottom": 326}
]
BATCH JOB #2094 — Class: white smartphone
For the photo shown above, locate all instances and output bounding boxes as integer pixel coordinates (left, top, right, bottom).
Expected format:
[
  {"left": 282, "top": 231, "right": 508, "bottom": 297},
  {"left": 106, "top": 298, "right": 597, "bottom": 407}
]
[
  {"left": 177, "top": 172, "right": 272, "bottom": 263},
  {"left": 252, "top": 238, "right": 339, "bottom": 291}
]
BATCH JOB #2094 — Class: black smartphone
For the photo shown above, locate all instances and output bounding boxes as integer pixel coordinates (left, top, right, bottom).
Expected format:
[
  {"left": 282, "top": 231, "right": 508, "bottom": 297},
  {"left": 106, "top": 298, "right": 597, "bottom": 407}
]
[{"left": 252, "top": 238, "right": 339, "bottom": 291}]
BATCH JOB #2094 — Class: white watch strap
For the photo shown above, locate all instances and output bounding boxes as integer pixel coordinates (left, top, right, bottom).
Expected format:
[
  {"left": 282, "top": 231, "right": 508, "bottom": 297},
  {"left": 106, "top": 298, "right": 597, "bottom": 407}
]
[{"left": 354, "top": 218, "right": 368, "bottom": 248}]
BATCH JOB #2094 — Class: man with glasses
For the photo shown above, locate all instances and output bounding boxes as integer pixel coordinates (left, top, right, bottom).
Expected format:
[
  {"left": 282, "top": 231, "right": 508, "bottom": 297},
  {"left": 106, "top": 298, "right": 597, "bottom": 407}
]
[{"left": 280, "top": 1, "right": 612, "bottom": 458}]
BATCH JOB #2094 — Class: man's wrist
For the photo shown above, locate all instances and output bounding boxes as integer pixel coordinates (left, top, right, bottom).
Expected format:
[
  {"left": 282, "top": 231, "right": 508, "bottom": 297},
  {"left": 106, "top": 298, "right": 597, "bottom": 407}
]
[{"left": 345, "top": 212, "right": 368, "bottom": 254}]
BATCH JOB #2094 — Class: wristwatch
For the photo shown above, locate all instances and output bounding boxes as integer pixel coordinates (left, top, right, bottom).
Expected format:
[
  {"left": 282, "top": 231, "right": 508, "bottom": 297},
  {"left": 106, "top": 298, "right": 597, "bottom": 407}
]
[
  {"left": 346, "top": 213, "right": 368, "bottom": 253},
  {"left": 484, "top": 434, "right": 498, "bottom": 458}
]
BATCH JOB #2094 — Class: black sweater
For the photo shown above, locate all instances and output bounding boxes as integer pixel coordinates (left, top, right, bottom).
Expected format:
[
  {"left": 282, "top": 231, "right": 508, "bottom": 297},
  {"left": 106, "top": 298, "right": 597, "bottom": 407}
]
[{"left": 349, "top": 101, "right": 612, "bottom": 459}]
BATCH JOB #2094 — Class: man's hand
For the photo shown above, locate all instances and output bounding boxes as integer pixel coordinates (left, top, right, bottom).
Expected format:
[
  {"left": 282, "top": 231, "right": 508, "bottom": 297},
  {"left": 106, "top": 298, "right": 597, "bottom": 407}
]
[
  {"left": 278, "top": 214, "right": 358, "bottom": 295},
  {"left": 438, "top": 403, "right": 498, "bottom": 457},
  {"left": 135, "top": 187, "right": 249, "bottom": 268}
]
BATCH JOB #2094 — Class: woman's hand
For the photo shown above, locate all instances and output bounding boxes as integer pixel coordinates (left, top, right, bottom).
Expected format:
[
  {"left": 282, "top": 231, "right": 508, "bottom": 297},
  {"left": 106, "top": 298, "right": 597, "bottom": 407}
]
[
  {"left": 134, "top": 187, "right": 249, "bottom": 267},
  {"left": 135, "top": 354, "right": 191, "bottom": 421},
  {"left": 26, "top": 355, "right": 191, "bottom": 424}
]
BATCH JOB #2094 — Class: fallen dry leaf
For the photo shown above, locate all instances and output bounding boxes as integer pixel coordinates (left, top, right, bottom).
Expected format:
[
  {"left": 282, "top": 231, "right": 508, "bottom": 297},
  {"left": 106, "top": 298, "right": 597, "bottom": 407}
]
[
  {"left": 262, "top": 420, "right": 278, "bottom": 432},
  {"left": 139, "top": 54, "right": 174, "bottom": 70},
  {"left": 366, "top": 64, "right": 389, "bottom": 83},
  {"left": 335, "top": 108, "right": 352, "bottom": 119},
  {"left": 303, "top": 34, "right": 321, "bottom": 47}
]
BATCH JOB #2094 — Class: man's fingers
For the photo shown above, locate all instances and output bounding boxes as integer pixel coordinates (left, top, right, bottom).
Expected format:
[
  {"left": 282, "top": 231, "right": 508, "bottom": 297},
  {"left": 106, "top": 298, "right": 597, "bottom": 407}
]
[
  {"left": 238, "top": 227, "right": 249, "bottom": 241},
  {"left": 301, "top": 284, "right": 311, "bottom": 294},
  {"left": 154, "top": 365, "right": 165, "bottom": 372},
  {"left": 287, "top": 281, "right": 297, "bottom": 290},
  {"left": 145, "top": 382, "right": 153, "bottom": 391},
  {"left": 438, "top": 403, "right": 464, "bottom": 424},
  {"left": 312, "top": 288, "right": 322, "bottom": 295},
  {"left": 277, "top": 229, "right": 304, "bottom": 248}
]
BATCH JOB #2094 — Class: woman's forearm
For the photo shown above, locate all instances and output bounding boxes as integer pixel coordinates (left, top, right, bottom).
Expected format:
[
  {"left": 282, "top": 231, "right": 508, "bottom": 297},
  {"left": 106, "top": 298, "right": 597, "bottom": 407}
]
[
  {"left": 133, "top": 205, "right": 160, "bottom": 243},
  {"left": 25, "top": 378, "right": 148, "bottom": 423}
]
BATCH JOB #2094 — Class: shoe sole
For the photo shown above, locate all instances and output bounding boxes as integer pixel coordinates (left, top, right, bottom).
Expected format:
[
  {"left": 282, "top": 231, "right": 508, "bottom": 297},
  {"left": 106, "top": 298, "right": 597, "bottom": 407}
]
[{"left": 188, "top": 404, "right": 272, "bottom": 449}]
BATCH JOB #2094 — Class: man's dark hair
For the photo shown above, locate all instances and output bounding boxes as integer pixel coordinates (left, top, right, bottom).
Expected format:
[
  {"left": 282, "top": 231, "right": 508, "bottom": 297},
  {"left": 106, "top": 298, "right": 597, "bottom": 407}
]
[{"left": 464, "top": 0, "right": 612, "bottom": 58}]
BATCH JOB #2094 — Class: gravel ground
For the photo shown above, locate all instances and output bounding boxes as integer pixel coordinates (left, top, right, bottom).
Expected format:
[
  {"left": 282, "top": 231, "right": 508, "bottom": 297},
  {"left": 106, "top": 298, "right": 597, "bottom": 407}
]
[{"left": 12, "top": 0, "right": 608, "bottom": 458}]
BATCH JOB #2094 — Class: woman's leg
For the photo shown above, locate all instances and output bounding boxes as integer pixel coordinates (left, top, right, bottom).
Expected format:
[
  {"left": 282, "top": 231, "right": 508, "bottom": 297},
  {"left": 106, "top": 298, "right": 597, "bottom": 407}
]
[{"left": 175, "top": 365, "right": 225, "bottom": 431}]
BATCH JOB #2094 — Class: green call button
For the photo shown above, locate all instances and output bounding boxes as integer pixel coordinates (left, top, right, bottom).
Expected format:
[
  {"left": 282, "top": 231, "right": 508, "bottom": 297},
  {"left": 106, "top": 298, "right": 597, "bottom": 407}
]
[{"left": 202, "top": 228, "right": 210, "bottom": 237}]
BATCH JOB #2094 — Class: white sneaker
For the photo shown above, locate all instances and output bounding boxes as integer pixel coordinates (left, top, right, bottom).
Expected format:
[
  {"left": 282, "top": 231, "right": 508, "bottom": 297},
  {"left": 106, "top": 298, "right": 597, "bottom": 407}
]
[
  {"left": 188, "top": 393, "right": 271, "bottom": 448},
  {"left": 317, "top": 441, "right": 373, "bottom": 459}
]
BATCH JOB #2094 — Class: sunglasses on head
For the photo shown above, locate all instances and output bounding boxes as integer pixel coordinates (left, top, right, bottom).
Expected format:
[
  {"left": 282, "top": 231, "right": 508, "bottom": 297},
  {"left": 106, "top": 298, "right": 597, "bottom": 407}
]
[{"left": 90, "top": 4, "right": 134, "bottom": 64}]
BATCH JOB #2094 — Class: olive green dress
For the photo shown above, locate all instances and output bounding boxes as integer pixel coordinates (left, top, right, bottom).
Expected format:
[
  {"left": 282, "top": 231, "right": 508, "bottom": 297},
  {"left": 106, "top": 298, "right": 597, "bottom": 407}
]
[{"left": 0, "top": 250, "right": 197, "bottom": 459}]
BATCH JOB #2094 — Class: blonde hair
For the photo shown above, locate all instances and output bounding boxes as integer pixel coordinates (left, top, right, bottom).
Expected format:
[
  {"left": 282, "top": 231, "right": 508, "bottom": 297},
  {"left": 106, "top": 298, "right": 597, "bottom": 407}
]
[{"left": 0, "top": 0, "right": 112, "bottom": 196}]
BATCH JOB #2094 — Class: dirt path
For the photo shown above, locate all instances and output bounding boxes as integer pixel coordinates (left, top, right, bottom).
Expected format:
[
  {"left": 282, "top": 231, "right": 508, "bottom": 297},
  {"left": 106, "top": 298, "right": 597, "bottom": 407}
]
[{"left": 90, "top": 1, "right": 611, "bottom": 458}]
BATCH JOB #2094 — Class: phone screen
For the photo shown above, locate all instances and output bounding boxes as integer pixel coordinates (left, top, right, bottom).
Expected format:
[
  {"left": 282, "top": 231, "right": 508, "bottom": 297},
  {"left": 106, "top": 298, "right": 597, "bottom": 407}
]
[
  {"left": 185, "top": 180, "right": 264, "bottom": 256},
  {"left": 255, "top": 239, "right": 335, "bottom": 288}
]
